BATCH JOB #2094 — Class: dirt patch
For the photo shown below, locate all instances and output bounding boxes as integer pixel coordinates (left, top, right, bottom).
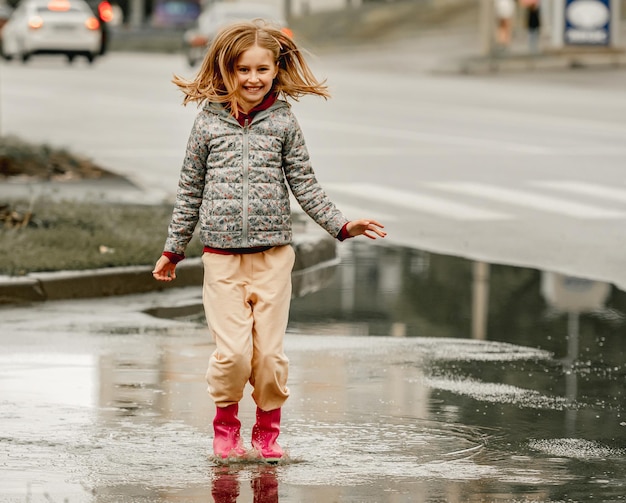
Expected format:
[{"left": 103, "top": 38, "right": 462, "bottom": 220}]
[
  {"left": 0, "top": 135, "right": 134, "bottom": 236},
  {"left": 0, "top": 135, "right": 117, "bottom": 181}
]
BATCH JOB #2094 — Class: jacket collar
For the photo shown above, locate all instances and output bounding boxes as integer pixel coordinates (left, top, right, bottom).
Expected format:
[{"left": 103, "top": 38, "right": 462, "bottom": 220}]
[
  {"left": 205, "top": 94, "right": 287, "bottom": 127},
  {"left": 234, "top": 92, "right": 277, "bottom": 126}
]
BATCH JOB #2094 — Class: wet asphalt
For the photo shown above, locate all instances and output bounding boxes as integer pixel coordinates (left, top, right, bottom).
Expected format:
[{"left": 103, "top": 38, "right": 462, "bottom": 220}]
[{"left": 1, "top": 242, "right": 625, "bottom": 503}]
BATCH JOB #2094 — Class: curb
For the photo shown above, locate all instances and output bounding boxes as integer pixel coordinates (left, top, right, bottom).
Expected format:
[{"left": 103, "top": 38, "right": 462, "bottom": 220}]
[
  {"left": 453, "top": 47, "right": 626, "bottom": 75},
  {"left": 0, "top": 232, "right": 338, "bottom": 305}
]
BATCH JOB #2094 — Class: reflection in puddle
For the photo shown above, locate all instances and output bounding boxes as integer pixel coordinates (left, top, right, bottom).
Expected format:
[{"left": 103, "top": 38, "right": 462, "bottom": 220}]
[
  {"left": 288, "top": 242, "right": 626, "bottom": 500},
  {"left": 289, "top": 242, "right": 626, "bottom": 415},
  {"left": 211, "top": 465, "right": 279, "bottom": 503}
]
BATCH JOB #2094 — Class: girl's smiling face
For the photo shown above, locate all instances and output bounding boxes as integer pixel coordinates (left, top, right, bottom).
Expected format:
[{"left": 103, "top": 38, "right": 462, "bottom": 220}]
[{"left": 235, "top": 44, "right": 278, "bottom": 113}]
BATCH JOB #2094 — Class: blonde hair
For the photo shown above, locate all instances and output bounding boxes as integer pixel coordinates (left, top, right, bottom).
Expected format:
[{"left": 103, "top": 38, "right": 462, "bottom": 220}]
[{"left": 172, "top": 19, "right": 330, "bottom": 110}]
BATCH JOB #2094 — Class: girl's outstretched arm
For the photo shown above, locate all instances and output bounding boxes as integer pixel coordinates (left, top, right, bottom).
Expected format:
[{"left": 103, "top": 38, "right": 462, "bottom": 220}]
[{"left": 346, "top": 220, "right": 387, "bottom": 240}]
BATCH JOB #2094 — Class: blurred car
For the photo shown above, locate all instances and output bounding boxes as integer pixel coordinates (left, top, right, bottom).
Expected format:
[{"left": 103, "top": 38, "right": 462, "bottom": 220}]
[
  {"left": 2, "top": 0, "right": 102, "bottom": 63},
  {"left": 84, "top": 0, "right": 115, "bottom": 55},
  {"left": 183, "top": 1, "right": 291, "bottom": 67}
]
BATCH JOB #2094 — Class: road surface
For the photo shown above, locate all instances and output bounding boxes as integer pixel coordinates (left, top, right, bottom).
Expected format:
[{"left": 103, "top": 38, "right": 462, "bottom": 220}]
[{"left": 2, "top": 36, "right": 626, "bottom": 289}]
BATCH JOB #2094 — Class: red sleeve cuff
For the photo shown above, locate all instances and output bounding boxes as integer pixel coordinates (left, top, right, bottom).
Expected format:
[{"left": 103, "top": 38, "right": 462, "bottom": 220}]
[
  {"left": 163, "top": 251, "right": 185, "bottom": 264},
  {"left": 337, "top": 223, "right": 352, "bottom": 242}
]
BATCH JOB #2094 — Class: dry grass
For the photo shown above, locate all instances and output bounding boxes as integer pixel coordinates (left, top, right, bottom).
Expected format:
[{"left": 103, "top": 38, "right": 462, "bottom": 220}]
[{"left": 0, "top": 198, "right": 203, "bottom": 276}]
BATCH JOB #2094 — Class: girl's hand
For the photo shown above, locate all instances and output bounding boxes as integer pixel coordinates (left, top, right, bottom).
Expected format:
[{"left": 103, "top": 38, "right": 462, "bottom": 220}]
[
  {"left": 346, "top": 219, "right": 387, "bottom": 240},
  {"left": 152, "top": 255, "right": 177, "bottom": 281}
]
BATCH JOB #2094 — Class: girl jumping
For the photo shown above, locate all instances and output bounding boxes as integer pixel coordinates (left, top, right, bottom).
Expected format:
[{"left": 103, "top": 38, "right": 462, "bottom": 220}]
[{"left": 153, "top": 20, "right": 386, "bottom": 462}]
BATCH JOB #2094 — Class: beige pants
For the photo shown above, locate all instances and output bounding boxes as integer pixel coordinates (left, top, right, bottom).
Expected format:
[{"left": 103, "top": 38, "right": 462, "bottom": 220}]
[{"left": 202, "top": 245, "right": 295, "bottom": 411}]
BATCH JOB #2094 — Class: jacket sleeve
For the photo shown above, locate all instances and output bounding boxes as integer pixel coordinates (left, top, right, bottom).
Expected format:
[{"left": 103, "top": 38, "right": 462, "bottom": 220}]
[
  {"left": 282, "top": 112, "right": 348, "bottom": 238},
  {"left": 163, "top": 113, "right": 210, "bottom": 256}
]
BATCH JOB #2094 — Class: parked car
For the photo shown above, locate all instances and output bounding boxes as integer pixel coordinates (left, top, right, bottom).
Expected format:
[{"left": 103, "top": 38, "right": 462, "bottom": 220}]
[
  {"left": 1, "top": 0, "right": 102, "bottom": 63},
  {"left": 183, "top": 2, "right": 291, "bottom": 67}
]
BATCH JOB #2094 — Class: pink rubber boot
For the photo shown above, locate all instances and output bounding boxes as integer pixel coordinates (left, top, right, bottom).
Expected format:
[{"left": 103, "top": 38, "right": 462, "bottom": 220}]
[
  {"left": 213, "top": 404, "right": 246, "bottom": 460},
  {"left": 251, "top": 407, "right": 283, "bottom": 462}
]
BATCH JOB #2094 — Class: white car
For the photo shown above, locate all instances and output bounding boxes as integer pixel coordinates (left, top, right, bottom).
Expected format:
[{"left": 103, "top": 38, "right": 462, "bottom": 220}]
[
  {"left": 2, "top": 0, "right": 102, "bottom": 64},
  {"left": 183, "top": 2, "right": 291, "bottom": 67}
]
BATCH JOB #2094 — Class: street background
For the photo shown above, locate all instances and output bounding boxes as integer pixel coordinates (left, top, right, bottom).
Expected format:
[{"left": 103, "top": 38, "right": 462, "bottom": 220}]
[
  {"left": 3, "top": 30, "right": 626, "bottom": 288},
  {"left": 1, "top": 1, "right": 626, "bottom": 501}
]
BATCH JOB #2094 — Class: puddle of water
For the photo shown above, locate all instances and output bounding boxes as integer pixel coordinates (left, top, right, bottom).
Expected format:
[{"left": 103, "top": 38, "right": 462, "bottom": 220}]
[
  {"left": 140, "top": 241, "right": 626, "bottom": 500},
  {"left": 1, "top": 242, "right": 625, "bottom": 502}
]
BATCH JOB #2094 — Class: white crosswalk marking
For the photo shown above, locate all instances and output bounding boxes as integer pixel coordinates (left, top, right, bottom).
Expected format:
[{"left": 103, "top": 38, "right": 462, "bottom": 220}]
[
  {"left": 305, "top": 119, "right": 549, "bottom": 154},
  {"left": 529, "top": 180, "right": 626, "bottom": 204},
  {"left": 291, "top": 196, "right": 399, "bottom": 222},
  {"left": 325, "top": 183, "right": 512, "bottom": 221},
  {"left": 426, "top": 182, "right": 626, "bottom": 219}
]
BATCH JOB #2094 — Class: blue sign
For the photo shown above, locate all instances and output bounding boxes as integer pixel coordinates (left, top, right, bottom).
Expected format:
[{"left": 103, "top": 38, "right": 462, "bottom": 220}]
[{"left": 564, "top": 0, "right": 611, "bottom": 45}]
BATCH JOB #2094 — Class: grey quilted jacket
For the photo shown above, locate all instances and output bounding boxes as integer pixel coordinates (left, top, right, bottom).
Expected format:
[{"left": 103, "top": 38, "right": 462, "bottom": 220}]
[{"left": 164, "top": 99, "right": 348, "bottom": 255}]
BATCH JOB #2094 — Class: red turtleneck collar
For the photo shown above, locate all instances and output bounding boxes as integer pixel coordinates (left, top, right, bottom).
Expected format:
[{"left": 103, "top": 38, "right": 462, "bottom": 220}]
[{"left": 233, "top": 92, "right": 277, "bottom": 127}]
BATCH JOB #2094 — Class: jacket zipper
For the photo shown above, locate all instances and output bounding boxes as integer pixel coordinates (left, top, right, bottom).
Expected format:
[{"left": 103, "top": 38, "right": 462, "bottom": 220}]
[{"left": 242, "top": 118, "right": 250, "bottom": 247}]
